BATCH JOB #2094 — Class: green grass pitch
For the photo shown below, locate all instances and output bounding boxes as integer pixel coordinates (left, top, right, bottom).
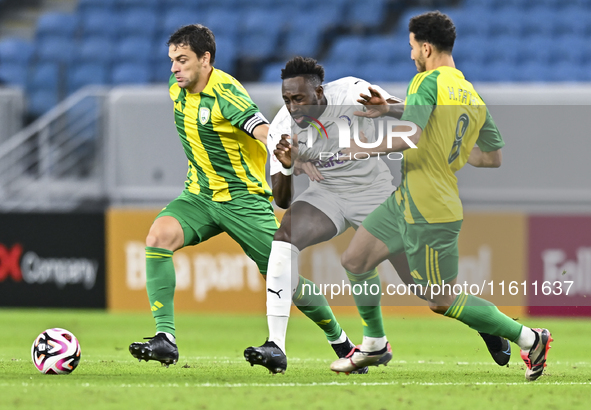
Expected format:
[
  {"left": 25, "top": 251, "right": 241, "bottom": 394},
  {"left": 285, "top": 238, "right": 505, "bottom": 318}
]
[{"left": 1, "top": 309, "right": 590, "bottom": 410}]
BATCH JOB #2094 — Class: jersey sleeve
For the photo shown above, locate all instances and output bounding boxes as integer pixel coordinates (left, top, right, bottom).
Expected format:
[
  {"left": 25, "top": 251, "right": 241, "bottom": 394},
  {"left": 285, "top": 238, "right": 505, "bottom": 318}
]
[
  {"left": 400, "top": 71, "right": 439, "bottom": 130},
  {"left": 213, "top": 83, "right": 269, "bottom": 137},
  {"left": 349, "top": 79, "right": 394, "bottom": 103},
  {"left": 267, "top": 107, "right": 291, "bottom": 175},
  {"left": 476, "top": 108, "right": 505, "bottom": 152}
]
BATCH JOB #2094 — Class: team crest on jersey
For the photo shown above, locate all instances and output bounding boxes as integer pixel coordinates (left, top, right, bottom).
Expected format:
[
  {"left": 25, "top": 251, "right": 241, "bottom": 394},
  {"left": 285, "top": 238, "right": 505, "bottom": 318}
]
[{"left": 199, "top": 107, "right": 210, "bottom": 125}]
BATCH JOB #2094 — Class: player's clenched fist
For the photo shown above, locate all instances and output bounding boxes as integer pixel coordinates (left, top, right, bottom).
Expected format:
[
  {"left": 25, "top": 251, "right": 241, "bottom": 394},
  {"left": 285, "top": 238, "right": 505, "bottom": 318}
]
[{"left": 273, "top": 134, "right": 298, "bottom": 168}]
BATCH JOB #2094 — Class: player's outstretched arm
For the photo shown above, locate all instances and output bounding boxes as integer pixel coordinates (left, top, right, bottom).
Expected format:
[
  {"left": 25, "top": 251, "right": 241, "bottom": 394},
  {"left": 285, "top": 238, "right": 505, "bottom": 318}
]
[
  {"left": 354, "top": 87, "right": 405, "bottom": 119},
  {"left": 467, "top": 146, "right": 502, "bottom": 168}
]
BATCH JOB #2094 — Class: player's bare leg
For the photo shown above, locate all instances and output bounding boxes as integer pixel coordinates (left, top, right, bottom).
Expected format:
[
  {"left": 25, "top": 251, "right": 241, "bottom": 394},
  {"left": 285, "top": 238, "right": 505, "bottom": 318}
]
[{"left": 129, "top": 216, "right": 183, "bottom": 366}]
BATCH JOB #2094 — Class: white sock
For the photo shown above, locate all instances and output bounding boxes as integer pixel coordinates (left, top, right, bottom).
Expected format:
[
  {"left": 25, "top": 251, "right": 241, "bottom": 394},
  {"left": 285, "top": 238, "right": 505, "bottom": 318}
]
[
  {"left": 157, "top": 332, "right": 176, "bottom": 344},
  {"left": 361, "top": 336, "right": 386, "bottom": 352},
  {"left": 266, "top": 241, "right": 300, "bottom": 355},
  {"left": 328, "top": 330, "right": 348, "bottom": 345},
  {"left": 516, "top": 326, "right": 536, "bottom": 351}
]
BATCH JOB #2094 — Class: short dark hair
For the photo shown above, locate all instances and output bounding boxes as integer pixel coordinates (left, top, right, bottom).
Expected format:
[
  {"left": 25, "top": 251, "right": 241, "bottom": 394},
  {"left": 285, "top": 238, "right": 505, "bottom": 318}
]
[
  {"left": 168, "top": 24, "right": 216, "bottom": 64},
  {"left": 409, "top": 11, "right": 456, "bottom": 53},
  {"left": 281, "top": 56, "right": 325, "bottom": 87}
]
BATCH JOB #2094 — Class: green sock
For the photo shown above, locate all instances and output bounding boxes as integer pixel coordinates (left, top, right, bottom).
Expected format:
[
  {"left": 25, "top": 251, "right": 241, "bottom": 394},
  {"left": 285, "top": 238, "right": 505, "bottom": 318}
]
[
  {"left": 445, "top": 293, "right": 522, "bottom": 342},
  {"left": 293, "top": 276, "right": 342, "bottom": 341},
  {"left": 145, "top": 247, "right": 176, "bottom": 337},
  {"left": 346, "top": 269, "right": 385, "bottom": 338}
]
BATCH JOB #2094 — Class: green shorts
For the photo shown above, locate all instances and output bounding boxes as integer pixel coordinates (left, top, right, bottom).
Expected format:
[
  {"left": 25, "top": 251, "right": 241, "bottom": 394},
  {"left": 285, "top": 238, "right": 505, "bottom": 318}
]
[
  {"left": 157, "top": 190, "right": 280, "bottom": 275},
  {"left": 362, "top": 194, "right": 462, "bottom": 286}
]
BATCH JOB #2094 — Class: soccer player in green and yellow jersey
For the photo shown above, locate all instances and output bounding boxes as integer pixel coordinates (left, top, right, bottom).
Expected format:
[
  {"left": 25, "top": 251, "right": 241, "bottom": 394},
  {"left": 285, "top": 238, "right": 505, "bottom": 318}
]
[
  {"left": 129, "top": 25, "right": 352, "bottom": 372},
  {"left": 330, "top": 12, "right": 552, "bottom": 381}
]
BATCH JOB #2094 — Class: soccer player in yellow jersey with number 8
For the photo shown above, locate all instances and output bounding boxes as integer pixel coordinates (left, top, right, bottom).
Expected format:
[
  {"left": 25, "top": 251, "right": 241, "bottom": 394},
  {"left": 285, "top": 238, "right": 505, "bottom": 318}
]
[{"left": 330, "top": 11, "right": 552, "bottom": 381}]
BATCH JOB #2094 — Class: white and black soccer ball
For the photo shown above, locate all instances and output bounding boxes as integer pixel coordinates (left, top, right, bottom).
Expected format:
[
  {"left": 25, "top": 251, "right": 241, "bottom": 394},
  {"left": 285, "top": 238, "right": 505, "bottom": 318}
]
[{"left": 31, "top": 328, "right": 81, "bottom": 374}]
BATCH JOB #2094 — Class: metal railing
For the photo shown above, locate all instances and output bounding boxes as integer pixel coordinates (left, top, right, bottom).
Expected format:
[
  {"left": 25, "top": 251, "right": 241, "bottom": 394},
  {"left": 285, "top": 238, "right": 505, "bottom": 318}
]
[{"left": 0, "top": 86, "right": 108, "bottom": 211}]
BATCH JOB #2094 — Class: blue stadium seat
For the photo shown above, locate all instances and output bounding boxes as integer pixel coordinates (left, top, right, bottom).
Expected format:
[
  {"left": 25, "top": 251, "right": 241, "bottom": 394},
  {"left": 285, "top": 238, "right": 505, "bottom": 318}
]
[
  {"left": 445, "top": 9, "right": 488, "bottom": 38},
  {"left": 546, "top": 62, "right": 586, "bottom": 82},
  {"left": 308, "top": 3, "right": 345, "bottom": 29},
  {"left": 78, "top": 0, "right": 117, "bottom": 10},
  {"left": 28, "top": 63, "right": 60, "bottom": 93},
  {"left": 282, "top": 27, "right": 323, "bottom": 58},
  {"left": 458, "top": 61, "right": 486, "bottom": 82},
  {"left": 452, "top": 36, "right": 488, "bottom": 65},
  {"left": 28, "top": 89, "right": 60, "bottom": 117},
  {"left": 0, "top": 37, "right": 34, "bottom": 65},
  {"left": 118, "top": 0, "right": 161, "bottom": 9},
  {"left": 68, "top": 63, "right": 109, "bottom": 94},
  {"left": 260, "top": 63, "right": 284, "bottom": 83},
  {"left": 81, "top": 11, "right": 120, "bottom": 39},
  {"left": 325, "top": 36, "right": 366, "bottom": 66},
  {"left": 35, "top": 37, "right": 75, "bottom": 64},
  {"left": 519, "top": 36, "right": 553, "bottom": 65},
  {"left": 161, "top": 8, "right": 204, "bottom": 37},
  {"left": 214, "top": 36, "right": 237, "bottom": 73},
  {"left": 522, "top": 7, "right": 558, "bottom": 37},
  {"left": 206, "top": 8, "right": 241, "bottom": 38},
  {"left": 119, "top": 9, "right": 158, "bottom": 38},
  {"left": 114, "top": 36, "right": 153, "bottom": 64},
  {"left": 489, "top": 7, "right": 524, "bottom": 37},
  {"left": 150, "top": 59, "right": 172, "bottom": 83},
  {"left": 387, "top": 61, "right": 419, "bottom": 83},
  {"left": 364, "top": 35, "right": 410, "bottom": 66},
  {"left": 394, "top": 8, "right": 431, "bottom": 37},
  {"left": 111, "top": 63, "right": 150, "bottom": 85},
  {"left": 487, "top": 35, "right": 521, "bottom": 65},
  {"left": 555, "top": 6, "right": 591, "bottom": 36},
  {"left": 36, "top": 12, "right": 79, "bottom": 38},
  {"left": 0, "top": 62, "right": 28, "bottom": 88},
  {"left": 238, "top": 32, "right": 277, "bottom": 60},
  {"left": 77, "top": 37, "right": 115, "bottom": 65},
  {"left": 513, "top": 61, "right": 553, "bottom": 82},
  {"left": 346, "top": 0, "right": 387, "bottom": 28},
  {"left": 477, "top": 61, "right": 519, "bottom": 82},
  {"left": 240, "top": 9, "right": 284, "bottom": 37}
]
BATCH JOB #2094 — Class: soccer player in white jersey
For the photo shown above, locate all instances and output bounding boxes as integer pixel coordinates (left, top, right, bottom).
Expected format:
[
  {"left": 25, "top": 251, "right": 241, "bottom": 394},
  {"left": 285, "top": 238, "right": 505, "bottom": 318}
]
[
  {"left": 244, "top": 56, "right": 514, "bottom": 375},
  {"left": 243, "top": 56, "right": 416, "bottom": 374}
]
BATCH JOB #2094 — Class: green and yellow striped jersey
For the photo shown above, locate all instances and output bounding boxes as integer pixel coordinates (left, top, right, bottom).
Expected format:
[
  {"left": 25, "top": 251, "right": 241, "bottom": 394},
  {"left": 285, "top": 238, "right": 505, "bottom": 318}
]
[
  {"left": 169, "top": 68, "right": 271, "bottom": 202},
  {"left": 397, "top": 66, "right": 504, "bottom": 224}
]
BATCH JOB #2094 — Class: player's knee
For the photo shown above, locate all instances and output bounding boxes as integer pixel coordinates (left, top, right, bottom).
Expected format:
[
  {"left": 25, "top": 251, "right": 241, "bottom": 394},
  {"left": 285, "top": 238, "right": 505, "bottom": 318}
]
[
  {"left": 341, "top": 249, "right": 366, "bottom": 274},
  {"left": 145, "top": 227, "right": 179, "bottom": 250},
  {"left": 273, "top": 226, "right": 292, "bottom": 244}
]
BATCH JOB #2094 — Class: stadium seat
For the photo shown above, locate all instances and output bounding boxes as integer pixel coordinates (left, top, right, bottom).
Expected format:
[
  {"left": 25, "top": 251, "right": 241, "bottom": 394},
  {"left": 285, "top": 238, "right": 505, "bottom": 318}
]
[
  {"left": 119, "top": 9, "right": 159, "bottom": 38},
  {"left": 214, "top": 36, "right": 237, "bottom": 73},
  {"left": 307, "top": 3, "right": 345, "bottom": 30},
  {"left": 325, "top": 36, "right": 366, "bottom": 66},
  {"left": 205, "top": 8, "right": 241, "bottom": 38},
  {"left": 161, "top": 8, "right": 205, "bottom": 37},
  {"left": 238, "top": 32, "right": 278, "bottom": 60},
  {"left": 554, "top": 6, "right": 591, "bottom": 36},
  {"left": 260, "top": 63, "right": 284, "bottom": 83},
  {"left": 35, "top": 37, "right": 75, "bottom": 65},
  {"left": 394, "top": 8, "right": 431, "bottom": 37},
  {"left": 478, "top": 61, "right": 519, "bottom": 82},
  {"left": 445, "top": 10, "right": 488, "bottom": 38},
  {"left": 452, "top": 36, "right": 488, "bottom": 65},
  {"left": 80, "top": 11, "right": 120, "bottom": 39},
  {"left": 282, "top": 27, "right": 323, "bottom": 59},
  {"left": 35, "top": 12, "right": 79, "bottom": 39},
  {"left": 519, "top": 36, "right": 553, "bottom": 65},
  {"left": 487, "top": 35, "right": 520, "bottom": 65},
  {"left": 345, "top": 0, "right": 387, "bottom": 29},
  {"left": 0, "top": 37, "right": 34, "bottom": 65},
  {"left": 114, "top": 36, "right": 153, "bottom": 64},
  {"left": 28, "top": 63, "right": 61, "bottom": 93},
  {"left": 489, "top": 7, "right": 525, "bottom": 37},
  {"left": 513, "top": 61, "right": 553, "bottom": 82},
  {"left": 522, "top": 7, "right": 558, "bottom": 37},
  {"left": 111, "top": 63, "right": 150, "bottom": 85},
  {"left": 118, "top": 0, "right": 161, "bottom": 9},
  {"left": 68, "top": 63, "right": 109, "bottom": 94},
  {"left": 239, "top": 9, "right": 284, "bottom": 37},
  {"left": 28, "top": 89, "right": 60, "bottom": 117},
  {"left": 546, "top": 62, "right": 586, "bottom": 82},
  {"left": 77, "top": 37, "right": 115, "bottom": 65},
  {"left": 0, "top": 62, "right": 28, "bottom": 88},
  {"left": 150, "top": 59, "right": 172, "bottom": 83},
  {"left": 364, "top": 35, "right": 410, "bottom": 66}
]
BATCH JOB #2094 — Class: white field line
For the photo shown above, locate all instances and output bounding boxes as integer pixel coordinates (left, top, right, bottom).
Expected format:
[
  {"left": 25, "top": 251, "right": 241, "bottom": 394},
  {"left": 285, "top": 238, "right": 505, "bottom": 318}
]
[{"left": 4, "top": 381, "right": 591, "bottom": 388}]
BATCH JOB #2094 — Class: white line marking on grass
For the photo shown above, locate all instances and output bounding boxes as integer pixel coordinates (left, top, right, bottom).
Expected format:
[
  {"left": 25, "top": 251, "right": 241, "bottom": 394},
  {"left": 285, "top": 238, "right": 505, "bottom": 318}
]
[{"left": 4, "top": 381, "right": 591, "bottom": 388}]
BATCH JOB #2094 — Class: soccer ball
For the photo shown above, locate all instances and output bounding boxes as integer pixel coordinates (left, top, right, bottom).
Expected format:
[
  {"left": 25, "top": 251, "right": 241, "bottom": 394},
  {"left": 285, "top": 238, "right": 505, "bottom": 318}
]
[{"left": 31, "top": 328, "right": 81, "bottom": 374}]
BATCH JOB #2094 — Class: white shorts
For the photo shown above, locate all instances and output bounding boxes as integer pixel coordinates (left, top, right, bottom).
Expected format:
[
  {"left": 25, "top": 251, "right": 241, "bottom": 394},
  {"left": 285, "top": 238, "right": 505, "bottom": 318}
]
[{"left": 293, "top": 182, "right": 395, "bottom": 236}]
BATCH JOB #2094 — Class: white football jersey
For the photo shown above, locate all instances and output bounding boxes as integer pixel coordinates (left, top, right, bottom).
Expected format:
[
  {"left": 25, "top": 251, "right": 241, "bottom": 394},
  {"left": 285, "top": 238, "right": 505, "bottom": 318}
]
[{"left": 268, "top": 77, "right": 396, "bottom": 193}]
